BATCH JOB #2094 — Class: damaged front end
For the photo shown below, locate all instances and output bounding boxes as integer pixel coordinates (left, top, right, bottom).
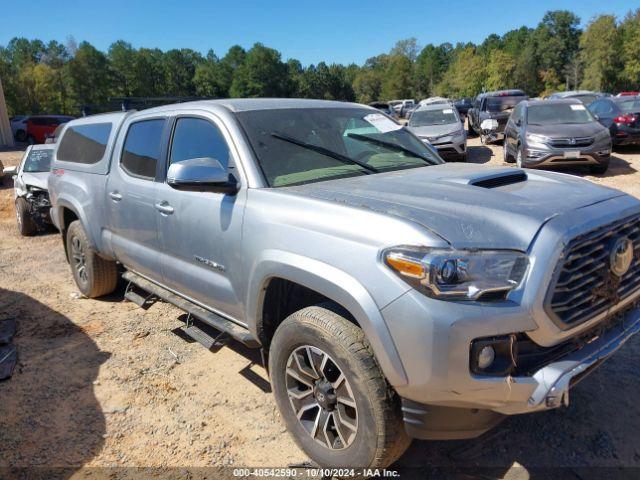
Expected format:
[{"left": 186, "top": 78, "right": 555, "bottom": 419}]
[{"left": 23, "top": 186, "right": 52, "bottom": 230}]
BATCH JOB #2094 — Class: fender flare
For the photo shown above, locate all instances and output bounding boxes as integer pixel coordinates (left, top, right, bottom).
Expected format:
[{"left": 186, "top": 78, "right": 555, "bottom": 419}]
[
  {"left": 53, "top": 197, "right": 96, "bottom": 248},
  {"left": 247, "top": 250, "right": 408, "bottom": 387}
]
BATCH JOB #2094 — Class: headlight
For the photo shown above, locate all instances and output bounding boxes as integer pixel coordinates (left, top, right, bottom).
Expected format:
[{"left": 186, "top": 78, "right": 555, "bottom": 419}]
[
  {"left": 525, "top": 133, "right": 549, "bottom": 145},
  {"left": 383, "top": 246, "right": 529, "bottom": 301}
]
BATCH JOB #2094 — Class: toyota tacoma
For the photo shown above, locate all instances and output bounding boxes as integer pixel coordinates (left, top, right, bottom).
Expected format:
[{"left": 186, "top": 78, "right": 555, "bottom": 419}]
[{"left": 48, "top": 99, "right": 640, "bottom": 469}]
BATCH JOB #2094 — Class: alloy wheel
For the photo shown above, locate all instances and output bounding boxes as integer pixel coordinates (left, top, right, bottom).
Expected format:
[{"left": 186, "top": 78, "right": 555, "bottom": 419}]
[
  {"left": 285, "top": 345, "right": 358, "bottom": 450},
  {"left": 70, "top": 236, "right": 88, "bottom": 284}
]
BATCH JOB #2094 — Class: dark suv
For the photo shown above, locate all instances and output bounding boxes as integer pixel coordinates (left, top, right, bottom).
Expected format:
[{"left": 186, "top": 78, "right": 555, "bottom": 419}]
[
  {"left": 503, "top": 98, "right": 611, "bottom": 173},
  {"left": 467, "top": 90, "right": 528, "bottom": 143}
]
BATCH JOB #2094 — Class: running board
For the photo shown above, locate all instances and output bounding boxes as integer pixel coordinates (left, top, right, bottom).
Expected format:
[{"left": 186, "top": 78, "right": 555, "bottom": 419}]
[{"left": 122, "top": 271, "right": 259, "bottom": 348}]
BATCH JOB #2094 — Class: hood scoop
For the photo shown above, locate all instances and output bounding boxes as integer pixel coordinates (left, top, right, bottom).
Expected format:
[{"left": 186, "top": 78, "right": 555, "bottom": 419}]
[
  {"left": 442, "top": 169, "right": 528, "bottom": 189},
  {"left": 471, "top": 170, "right": 528, "bottom": 188}
]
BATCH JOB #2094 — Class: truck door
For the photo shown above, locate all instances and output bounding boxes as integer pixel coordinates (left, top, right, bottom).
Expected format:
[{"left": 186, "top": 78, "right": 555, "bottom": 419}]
[
  {"left": 106, "top": 116, "right": 168, "bottom": 280},
  {"left": 155, "top": 113, "right": 247, "bottom": 323}
]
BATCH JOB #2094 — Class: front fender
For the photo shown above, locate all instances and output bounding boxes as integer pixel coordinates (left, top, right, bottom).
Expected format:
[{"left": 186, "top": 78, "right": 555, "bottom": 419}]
[{"left": 247, "top": 250, "right": 408, "bottom": 387}]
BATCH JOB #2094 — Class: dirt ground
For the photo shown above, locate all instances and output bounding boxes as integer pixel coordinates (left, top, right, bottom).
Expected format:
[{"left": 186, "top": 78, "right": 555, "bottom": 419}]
[{"left": 1, "top": 138, "right": 640, "bottom": 479}]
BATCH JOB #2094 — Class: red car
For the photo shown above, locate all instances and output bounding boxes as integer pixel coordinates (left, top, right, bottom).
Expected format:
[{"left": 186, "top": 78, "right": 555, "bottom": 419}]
[{"left": 26, "top": 115, "right": 75, "bottom": 144}]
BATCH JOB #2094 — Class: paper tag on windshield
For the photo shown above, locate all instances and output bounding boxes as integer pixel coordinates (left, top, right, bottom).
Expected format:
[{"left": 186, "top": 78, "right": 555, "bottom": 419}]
[
  {"left": 363, "top": 113, "right": 402, "bottom": 133},
  {"left": 570, "top": 104, "right": 586, "bottom": 110},
  {"left": 443, "top": 108, "right": 454, "bottom": 114}
]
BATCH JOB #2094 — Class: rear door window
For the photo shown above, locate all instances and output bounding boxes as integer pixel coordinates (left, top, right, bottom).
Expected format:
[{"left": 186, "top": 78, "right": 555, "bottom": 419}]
[
  {"left": 121, "top": 119, "right": 165, "bottom": 179},
  {"left": 57, "top": 123, "right": 113, "bottom": 164}
]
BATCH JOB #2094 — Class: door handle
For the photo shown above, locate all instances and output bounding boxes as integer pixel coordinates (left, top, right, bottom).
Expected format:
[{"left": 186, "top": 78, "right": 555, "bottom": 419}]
[
  {"left": 155, "top": 202, "right": 174, "bottom": 215},
  {"left": 109, "top": 191, "right": 122, "bottom": 201}
]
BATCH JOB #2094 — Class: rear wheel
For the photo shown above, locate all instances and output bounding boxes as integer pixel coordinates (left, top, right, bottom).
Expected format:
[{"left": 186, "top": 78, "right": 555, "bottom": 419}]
[
  {"left": 269, "top": 304, "right": 410, "bottom": 469},
  {"left": 66, "top": 220, "right": 118, "bottom": 298},
  {"left": 15, "top": 198, "right": 37, "bottom": 236}
]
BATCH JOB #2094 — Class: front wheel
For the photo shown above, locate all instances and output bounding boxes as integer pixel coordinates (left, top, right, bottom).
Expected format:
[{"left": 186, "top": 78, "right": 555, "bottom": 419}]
[
  {"left": 66, "top": 220, "right": 118, "bottom": 297},
  {"left": 590, "top": 163, "right": 608, "bottom": 174},
  {"left": 516, "top": 146, "right": 524, "bottom": 168},
  {"left": 15, "top": 197, "right": 37, "bottom": 236},
  {"left": 269, "top": 304, "right": 410, "bottom": 469}
]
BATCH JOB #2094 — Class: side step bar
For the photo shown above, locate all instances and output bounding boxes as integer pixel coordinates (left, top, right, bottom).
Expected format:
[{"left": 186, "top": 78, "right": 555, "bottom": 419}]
[{"left": 122, "top": 271, "right": 260, "bottom": 348}]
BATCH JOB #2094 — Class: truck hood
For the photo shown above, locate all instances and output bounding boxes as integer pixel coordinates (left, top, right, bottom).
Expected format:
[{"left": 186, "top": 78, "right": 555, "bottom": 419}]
[
  {"left": 20, "top": 172, "right": 49, "bottom": 190},
  {"left": 284, "top": 163, "right": 625, "bottom": 250}
]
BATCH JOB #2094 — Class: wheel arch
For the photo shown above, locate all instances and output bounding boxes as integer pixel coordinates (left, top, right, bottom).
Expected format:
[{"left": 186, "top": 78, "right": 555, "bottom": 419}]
[{"left": 247, "top": 251, "right": 408, "bottom": 387}]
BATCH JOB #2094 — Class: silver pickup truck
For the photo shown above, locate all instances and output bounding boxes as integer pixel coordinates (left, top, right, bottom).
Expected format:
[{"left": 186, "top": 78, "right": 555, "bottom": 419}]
[{"left": 48, "top": 99, "right": 640, "bottom": 469}]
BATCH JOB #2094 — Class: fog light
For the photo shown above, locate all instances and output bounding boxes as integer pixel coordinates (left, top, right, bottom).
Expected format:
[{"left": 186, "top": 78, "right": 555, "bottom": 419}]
[{"left": 477, "top": 346, "right": 495, "bottom": 369}]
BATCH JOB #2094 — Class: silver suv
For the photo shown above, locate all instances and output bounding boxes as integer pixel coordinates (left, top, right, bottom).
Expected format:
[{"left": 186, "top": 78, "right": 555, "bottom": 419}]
[{"left": 48, "top": 99, "right": 640, "bottom": 469}]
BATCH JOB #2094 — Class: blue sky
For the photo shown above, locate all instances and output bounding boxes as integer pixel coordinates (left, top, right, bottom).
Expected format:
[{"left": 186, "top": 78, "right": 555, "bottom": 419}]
[{"left": 5, "top": 0, "right": 638, "bottom": 65}]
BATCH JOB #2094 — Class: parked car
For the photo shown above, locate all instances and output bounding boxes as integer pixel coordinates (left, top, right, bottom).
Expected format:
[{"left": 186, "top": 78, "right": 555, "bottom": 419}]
[
  {"left": 453, "top": 97, "right": 473, "bottom": 119},
  {"left": 547, "top": 90, "right": 605, "bottom": 105},
  {"left": 11, "top": 144, "right": 55, "bottom": 235},
  {"left": 368, "top": 102, "right": 398, "bottom": 119},
  {"left": 503, "top": 98, "right": 611, "bottom": 173},
  {"left": 588, "top": 96, "right": 640, "bottom": 147},
  {"left": 407, "top": 103, "right": 467, "bottom": 161},
  {"left": 25, "top": 115, "right": 74, "bottom": 144},
  {"left": 49, "top": 99, "right": 640, "bottom": 470},
  {"left": 467, "top": 89, "right": 528, "bottom": 143},
  {"left": 10, "top": 115, "right": 30, "bottom": 142}
]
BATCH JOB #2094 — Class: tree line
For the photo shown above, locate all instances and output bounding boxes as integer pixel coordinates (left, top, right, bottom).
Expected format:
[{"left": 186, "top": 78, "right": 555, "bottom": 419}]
[{"left": 1, "top": 8, "right": 639, "bottom": 116}]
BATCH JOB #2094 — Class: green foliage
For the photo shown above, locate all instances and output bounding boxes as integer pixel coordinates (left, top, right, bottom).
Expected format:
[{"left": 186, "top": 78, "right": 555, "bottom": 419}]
[
  {"left": 229, "top": 43, "right": 289, "bottom": 97},
  {"left": 580, "top": 15, "right": 622, "bottom": 92},
  {"left": 1, "top": 7, "right": 640, "bottom": 116},
  {"left": 620, "top": 9, "right": 640, "bottom": 89}
]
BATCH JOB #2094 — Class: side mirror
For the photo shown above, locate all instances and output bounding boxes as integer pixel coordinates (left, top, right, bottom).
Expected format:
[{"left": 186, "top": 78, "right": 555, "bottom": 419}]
[
  {"left": 3, "top": 166, "right": 17, "bottom": 177},
  {"left": 167, "top": 157, "right": 238, "bottom": 194}
]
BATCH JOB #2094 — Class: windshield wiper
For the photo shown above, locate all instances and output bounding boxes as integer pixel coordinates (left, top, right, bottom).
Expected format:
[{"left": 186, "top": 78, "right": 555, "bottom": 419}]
[
  {"left": 346, "top": 132, "right": 437, "bottom": 165},
  {"left": 271, "top": 132, "right": 379, "bottom": 173}
]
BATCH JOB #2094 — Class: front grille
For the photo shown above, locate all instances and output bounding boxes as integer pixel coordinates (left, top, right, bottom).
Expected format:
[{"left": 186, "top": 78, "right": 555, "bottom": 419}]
[
  {"left": 547, "top": 214, "right": 640, "bottom": 328},
  {"left": 549, "top": 136, "right": 594, "bottom": 148}
]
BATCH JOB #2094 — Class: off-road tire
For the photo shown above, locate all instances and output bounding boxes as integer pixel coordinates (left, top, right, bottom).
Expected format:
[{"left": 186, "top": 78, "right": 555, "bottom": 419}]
[
  {"left": 66, "top": 220, "right": 118, "bottom": 298},
  {"left": 269, "top": 304, "right": 411, "bottom": 469},
  {"left": 15, "top": 197, "right": 37, "bottom": 236}
]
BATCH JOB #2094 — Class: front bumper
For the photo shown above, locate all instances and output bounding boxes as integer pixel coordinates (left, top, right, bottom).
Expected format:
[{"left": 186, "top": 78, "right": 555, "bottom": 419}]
[
  {"left": 421, "top": 136, "right": 466, "bottom": 160},
  {"left": 521, "top": 139, "right": 611, "bottom": 168}
]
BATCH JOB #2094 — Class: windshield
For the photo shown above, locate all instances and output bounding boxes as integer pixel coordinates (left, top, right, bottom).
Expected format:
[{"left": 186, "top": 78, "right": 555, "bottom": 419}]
[
  {"left": 528, "top": 103, "right": 595, "bottom": 125},
  {"left": 618, "top": 99, "right": 640, "bottom": 113},
  {"left": 236, "top": 107, "right": 442, "bottom": 187},
  {"left": 23, "top": 148, "right": 53, "bottom": 172},
  {"left": 409, "top": 108, "right": 459, "bottom": 127},
  {"left": 486, "top": 96, "right": 526, "bottom": 112}
]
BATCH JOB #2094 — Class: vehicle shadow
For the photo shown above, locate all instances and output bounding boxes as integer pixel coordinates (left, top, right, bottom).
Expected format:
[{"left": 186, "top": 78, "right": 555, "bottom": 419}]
[
  {"left": 467, "top": 146, "right": 494, "bottom": 165},
  {"left": 393, "top": 335, "right": 640, "bottom": 478},
  {"left": 0, "top": 287, "right": 109, "bottom": 477}
]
